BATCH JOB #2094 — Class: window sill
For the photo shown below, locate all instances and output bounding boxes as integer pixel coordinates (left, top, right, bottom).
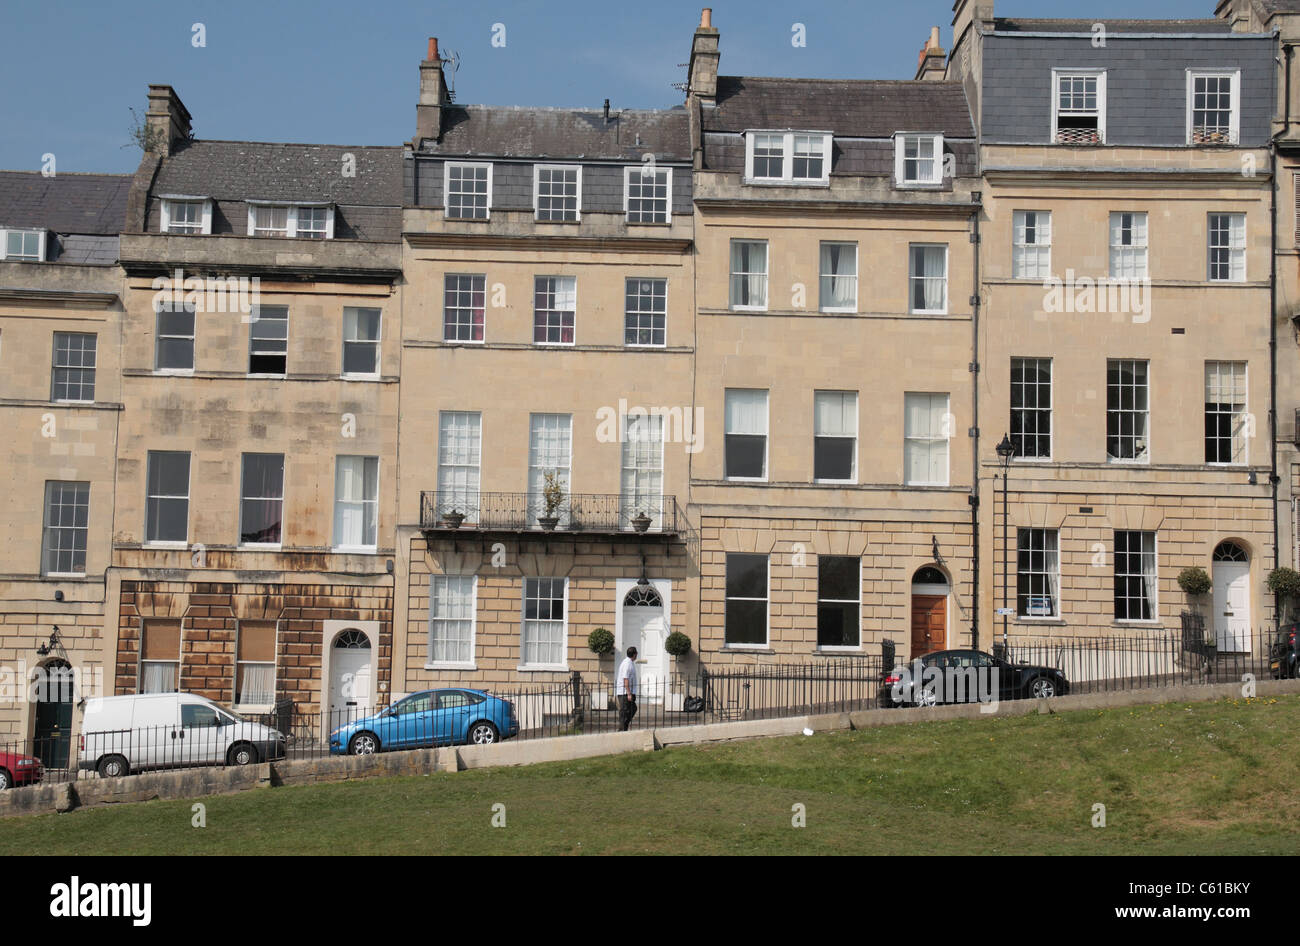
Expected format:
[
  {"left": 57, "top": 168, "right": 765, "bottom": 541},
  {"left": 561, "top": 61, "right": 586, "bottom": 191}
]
[
  {"left": 516, "top": 664, "right": 570, "bottom": 673},
  {"left": 1015, "top": 616, "right": 1064, "bottom": 624},
  {"left": 626, "top": 220, "right": 672, "bottom": 227},
  {"left": 425, "top": 662, "right": 477, "bottom": 671},
  {"left": 1013, "top": 457, "right": 1054, "bottom": 464},
  {"left": 340, "top": 373, "right": 381, "bottom": 381},
  {"left": 721, "top": 645, "right": 773, "bottom": 653},
  {"left": 819, "top": 307, "right": 858, "bottom": 314},
  {"left": 533, "top": 342, "right": 576, "bottom": 348},
  {"left": 909, "top": 309, "right": 948, "bottom": 316},
  {"left": 742, "top": 178, "right": 830, "bottom": 188},
  {"left": 725, "top": 477, "right": 768, "bottom": 483},
  {"left": 439, "top": 340, "right": 485, "bottom": 347},
  {"left": 1106, "top": 459, "right": 1151, "bottom": 466},
  {"left": 895, "top": 181, "right": 944, "bottom": 190},
  {"left": 813, "top": 478, "right": 857, "bottom": 486},
  {"left": 239, "top": 543, "right": 283, "bottom": 551},
  {"left": 729, "top": 305, "right": 769, "bottom": 313},
  {"left": 332, "top": 546, "right": 378, "bottom": 555},
  {"left": 816, "top": 646, "right": 864, "bottom": 654},
  {"left": 532, "top": 217, "right": 581, "bottom": 225},
  {"left": 144, "top": 541, "right": 189, "bottom": 549},
  {"left": 235, "top": 704, "right": 274, "bottom": 715},
  {"left": 444, "top": 215, "right": 491, "bottom": 223},
  {"left": 43, "top": 572, "right": 87, "bottom": 579},
  {"left": 1116, "top": 620, "right": 1162, "bottom": 627},
  {"left": 153, "top": 369, "right": 195, "bottom": 377},
  {"left": 53, "top": 399, "right": 95, "bottom": 406},
  {"left": 246, "top": 373, "right": 288, "bottom": 380}
]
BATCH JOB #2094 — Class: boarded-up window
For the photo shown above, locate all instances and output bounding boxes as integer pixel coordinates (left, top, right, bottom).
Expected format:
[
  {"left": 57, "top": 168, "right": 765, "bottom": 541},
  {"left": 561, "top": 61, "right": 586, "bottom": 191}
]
[
  {"left": 236, "top": 622, "right": 276, "bottom": 705},
  {"left": 140, "top": 620, "right": 180, "bottom": 693}
]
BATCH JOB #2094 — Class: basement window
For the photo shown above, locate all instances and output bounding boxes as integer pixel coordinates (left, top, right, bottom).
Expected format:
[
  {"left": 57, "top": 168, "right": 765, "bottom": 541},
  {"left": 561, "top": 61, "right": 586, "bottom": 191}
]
[{"left": 1052, "top": 71, "right": 1106, "bottom": 145}]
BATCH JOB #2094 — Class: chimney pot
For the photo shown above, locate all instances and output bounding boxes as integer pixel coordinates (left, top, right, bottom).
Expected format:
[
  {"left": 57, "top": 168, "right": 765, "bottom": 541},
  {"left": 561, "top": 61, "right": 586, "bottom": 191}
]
[
  {"left": 930, "top": 26, "right": 941, "bottom": 49},
  {"left": 428, "top": 37, "right": 439, "bottom": 61},
  {"left": 701, "top": 7, "right": 712, "bottom": 28}
]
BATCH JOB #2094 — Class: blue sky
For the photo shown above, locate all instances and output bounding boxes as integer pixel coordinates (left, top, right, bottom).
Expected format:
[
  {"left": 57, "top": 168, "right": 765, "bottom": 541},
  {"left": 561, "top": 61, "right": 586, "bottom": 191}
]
[{"left": 2, "top": 0, "right": 1216, "bottom": 174}]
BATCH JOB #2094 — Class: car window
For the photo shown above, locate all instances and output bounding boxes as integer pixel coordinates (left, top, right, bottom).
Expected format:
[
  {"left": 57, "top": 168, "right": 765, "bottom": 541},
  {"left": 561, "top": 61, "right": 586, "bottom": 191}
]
[
  {"left": 181, "top": 705, "right": 219, "bottom": 728},
  {"left": 973, "top": 653, "right": 996, "bottom": 667},
  {"left": 439, "top": 691, "right": 471, "bottom": 709},
  {"left": 397, "top": 694, "right": 432, "bottom": 715}
]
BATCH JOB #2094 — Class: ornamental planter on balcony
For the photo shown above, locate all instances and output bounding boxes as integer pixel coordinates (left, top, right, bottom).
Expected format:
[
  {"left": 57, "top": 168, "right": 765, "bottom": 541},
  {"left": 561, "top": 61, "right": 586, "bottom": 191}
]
[
  {"left": 442, "top": 510, "right": 465, "bottom": 529},
  {"left": 631, "top": 512, "right": 652, "bottom": 533}
]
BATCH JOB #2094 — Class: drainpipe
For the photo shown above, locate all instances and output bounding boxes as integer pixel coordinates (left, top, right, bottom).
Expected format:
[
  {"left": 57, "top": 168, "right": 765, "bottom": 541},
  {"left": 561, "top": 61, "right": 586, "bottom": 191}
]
[
  {"left": 1270, "top": 135, "right": 1281, "bottom": 633},
  {"left": 969, "top": 192, "right": 982, "bottom": 650}
]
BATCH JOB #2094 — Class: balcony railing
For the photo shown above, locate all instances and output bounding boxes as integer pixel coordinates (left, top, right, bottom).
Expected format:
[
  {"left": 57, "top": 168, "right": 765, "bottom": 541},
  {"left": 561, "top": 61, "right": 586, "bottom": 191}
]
[{"left": 420, "top": 491, "right": 683, "bottom": 536}]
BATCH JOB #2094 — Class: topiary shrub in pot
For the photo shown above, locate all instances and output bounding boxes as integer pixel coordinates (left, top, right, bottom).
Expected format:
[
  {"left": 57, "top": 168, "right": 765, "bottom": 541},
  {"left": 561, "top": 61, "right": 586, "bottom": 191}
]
[
  {"left": 1267, "top": 567, "right": 1300, "bottom": 624},
  {"left": 664, "top": 631, "right": 691, "bottom": 658},
  {"left": 587, "top": 627, "right": 615, "bottom": 710},
  {"left": 1177, "top": 566, "right": 1211, "bottom": 597}
]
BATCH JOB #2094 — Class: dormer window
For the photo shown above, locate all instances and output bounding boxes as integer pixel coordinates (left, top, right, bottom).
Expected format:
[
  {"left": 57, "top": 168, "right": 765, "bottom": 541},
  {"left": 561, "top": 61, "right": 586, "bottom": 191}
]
[
  {"left": 1187, "top": 71, "right": 1239, "bottom": 145},
  {"left": 245, "top": 202, "right": 335, "bottom": 239},
  {"left": 1, "top": 227, "right": 45, "bottom": 261},
  {"left": 534, "top": 165, "right": 581, "bottom": 222},
  {"left": 445, "top": 162, "right": 492, "bottom": 220},
  {"left": 894, "top": 134, "right": 944, "bottom": 186},
  {"left": 744, "top": 131, "right": 831, "bottom": 185},
  {"left": 159, "top": 197, "right": 212, "bottom": 234},
  {"left": 1053, "top": 71, "right": 1106, "bottom": 145}
]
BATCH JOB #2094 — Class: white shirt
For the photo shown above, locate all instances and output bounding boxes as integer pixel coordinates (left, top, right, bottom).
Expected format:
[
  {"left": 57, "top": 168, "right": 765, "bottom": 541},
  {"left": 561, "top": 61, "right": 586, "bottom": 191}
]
[{"left": 616, "top": 656, "right": 638, "bottom": 696}]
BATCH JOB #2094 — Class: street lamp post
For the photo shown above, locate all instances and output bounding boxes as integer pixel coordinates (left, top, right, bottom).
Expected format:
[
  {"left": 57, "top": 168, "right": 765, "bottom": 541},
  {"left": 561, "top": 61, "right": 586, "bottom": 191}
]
[{"left": 996, "top": 434, "right": 1016, "bottom": 653}]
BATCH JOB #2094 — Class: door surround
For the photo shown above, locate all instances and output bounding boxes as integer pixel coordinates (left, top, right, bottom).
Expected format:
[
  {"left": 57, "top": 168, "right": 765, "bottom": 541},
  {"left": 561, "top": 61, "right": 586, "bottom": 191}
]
[
  {"left": 910, "top": 565, "right": 951, "bottom": 657},
  {"left": 321, "top": 619, "right": 379, "bottom": 734}
]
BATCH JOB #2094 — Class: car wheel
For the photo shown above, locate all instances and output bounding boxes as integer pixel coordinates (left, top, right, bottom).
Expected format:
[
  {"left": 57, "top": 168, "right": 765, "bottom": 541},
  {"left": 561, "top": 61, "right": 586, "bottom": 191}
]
[
  {"left": 97, "top": 755, "right": 128, "bottom": 779},
  {"left": 468, "top": 721, "right": 498, "bottom": 745},
  {"left": 0, "top": 768, "right": 10, "bottom": 790},
  {"left": 1028, "top": 677, "right": 1057, "bottom": 699},
  {"left": 913, "top": 688, "right": 938, "bottom": 708},
  {"left": 348, "top": 732, "right": 380, "bottom": 755},
  {"left": 227, "top": 743, "right": 258, "bottom": 766}
]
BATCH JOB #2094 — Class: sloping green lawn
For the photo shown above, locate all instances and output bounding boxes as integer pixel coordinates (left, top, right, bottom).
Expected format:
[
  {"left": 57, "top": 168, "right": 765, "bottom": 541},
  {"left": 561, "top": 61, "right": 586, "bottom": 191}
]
[{"left": 3, "top": 696, "right": 1298, "bottom": 855}]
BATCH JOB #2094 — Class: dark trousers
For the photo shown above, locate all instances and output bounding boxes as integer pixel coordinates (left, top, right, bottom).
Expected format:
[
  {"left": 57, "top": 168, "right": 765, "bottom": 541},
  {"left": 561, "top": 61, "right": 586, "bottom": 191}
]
[{"left": 617, "top": 694, "right": 638, "bottom": 731}]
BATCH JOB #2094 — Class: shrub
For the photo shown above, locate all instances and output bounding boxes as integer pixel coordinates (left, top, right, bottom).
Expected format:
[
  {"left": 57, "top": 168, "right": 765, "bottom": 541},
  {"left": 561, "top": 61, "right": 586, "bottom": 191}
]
[
  {"left": 664, "top": 631, "right": 691, "bottom": 657},
  {"left": 1176, "top": 566, "right": 1211, "bottom": 596},
  {"left": 1266, "top": 567, "right": 1300, "bottom": 600},
  {"left": 587, "top": 627, "right": 614, "bottom": 657}
]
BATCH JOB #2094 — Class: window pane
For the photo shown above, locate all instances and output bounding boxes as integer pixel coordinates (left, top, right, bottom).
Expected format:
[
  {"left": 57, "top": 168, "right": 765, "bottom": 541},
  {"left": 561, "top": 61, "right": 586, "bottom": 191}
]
[
  {"left": 42, "top": 481, "right": 89, "bottom": 574},
  {"left": 625, "top": 278, "right": 666, "bottom": 346},
  {"left": 334, "top": 455, "right": 378, "bottom": 547},
  {"left": 52, "top": 332, "right": 97, "bottom": 401},
  {"left": 730, "top": 241, "right": 768, "bottom": 308},
  {"left": 444, "top": 275, "right": 486, "bottom": 342},
  {"left": 726, "top": 553, "right": 767, "bottom": 599},
  {"left": 626, "top": 168, "right": 669, "bottom": 223},
  {"left": 534, "top": 276, "right": 576, "bottom": 344},
  {"left": 240, "top": 454, "right": 284, "bottom": 544},
  {"left": 430, "top": 576, "right": 475, "bottom": 663},
  {"left": 146, "top": 451, "right": 190, "bottom": 543},
  {"left": 343, "top": 307, "right": 381, "bottom": 373},
  {"left": 447, "top": 163, "right": 490, "bottom": 219}
]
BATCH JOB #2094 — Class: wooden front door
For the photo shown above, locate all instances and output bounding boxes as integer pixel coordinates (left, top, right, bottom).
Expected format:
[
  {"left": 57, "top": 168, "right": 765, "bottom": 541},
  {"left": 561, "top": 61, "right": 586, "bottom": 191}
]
[{"left": 911, "top": 595, "right": 946, "bottom": 656}]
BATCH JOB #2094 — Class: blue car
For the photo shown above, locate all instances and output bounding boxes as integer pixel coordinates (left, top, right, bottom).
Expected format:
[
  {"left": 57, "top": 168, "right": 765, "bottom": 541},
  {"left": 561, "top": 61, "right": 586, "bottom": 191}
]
[{"left": 329, "top": 688, "right": 519, "bottom": 755}]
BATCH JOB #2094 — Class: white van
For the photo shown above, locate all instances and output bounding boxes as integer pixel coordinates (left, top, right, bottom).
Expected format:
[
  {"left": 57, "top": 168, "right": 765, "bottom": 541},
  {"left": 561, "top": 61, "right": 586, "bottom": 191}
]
[{"left": 78, "top": 692, "right": 286, "bottom": 778}]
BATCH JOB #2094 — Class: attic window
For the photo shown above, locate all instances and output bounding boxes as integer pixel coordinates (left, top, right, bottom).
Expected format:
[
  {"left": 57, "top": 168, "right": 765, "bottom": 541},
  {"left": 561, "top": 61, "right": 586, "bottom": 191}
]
[
  {"left": 160, "top": 198, "right": 211, "bottom": 235},
  {"left": 894, "top": 134, "right": 944, "bottom": 186},
  {"left": 246, "top": 203, "right": 335, "bottom": 239},
  {"left": 1, "top": 228, "right": 45, "bottom": 261},
  {"left": 1187, "top": 71, "right": 1239, "bottom": 145},
  {"left": 1053, "top": 71, "right": 1106, "bottom": 145},
  {"left": 744, "top": 131, "right": 831, "bottom": 185}
]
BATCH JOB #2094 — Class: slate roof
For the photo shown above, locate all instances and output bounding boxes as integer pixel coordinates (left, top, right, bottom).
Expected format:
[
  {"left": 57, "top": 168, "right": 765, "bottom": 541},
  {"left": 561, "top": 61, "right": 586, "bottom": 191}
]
[
  {"left": 702, "top": 77, "right": 975, "bottom": 139},
  {"left": 421, "top": 106, "right": 692, "bottom": 161},
  {"left": 1257, "top": 0, "right": 1300, "bottom": 14},
  {"left": 152, "top": 140, "right": 403, "bottom": 205},
  {"left": 0, "top": 171, "right": 130, "bottom": 234},
  {"left": 992, "top": 18, "right": 1234, "bottom": 34}
]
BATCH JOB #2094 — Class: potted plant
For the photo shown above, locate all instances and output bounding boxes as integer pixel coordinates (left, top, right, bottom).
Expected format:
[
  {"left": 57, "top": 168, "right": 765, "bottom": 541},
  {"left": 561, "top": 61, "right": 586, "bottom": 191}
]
[
  {"left": 1267, "top": 567, "right": 1300, "bottom": 624},
  {"left": 442, "top": 509, "right": 465, "bottom": 529},
  {"left": 664, "top": 631, "right": 691, "bottom": 711},
  {"left": 539, "top": 470, "right": 564, "bottom": 531},
  {"left": 587, "top": 628, "right": 614, "bottom": 710},
  {"left": 1177, "top": 566, "right": 1212, "bottom": 631},
  {"left": 631, "top": 511, "right": 652, "bottom": 533}
]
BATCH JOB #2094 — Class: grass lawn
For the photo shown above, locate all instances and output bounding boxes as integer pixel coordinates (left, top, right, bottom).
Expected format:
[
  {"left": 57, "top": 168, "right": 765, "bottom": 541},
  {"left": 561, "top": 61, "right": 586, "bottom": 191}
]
[{"left": 3, "top": 695, "right": 1298, "bottom": 855}]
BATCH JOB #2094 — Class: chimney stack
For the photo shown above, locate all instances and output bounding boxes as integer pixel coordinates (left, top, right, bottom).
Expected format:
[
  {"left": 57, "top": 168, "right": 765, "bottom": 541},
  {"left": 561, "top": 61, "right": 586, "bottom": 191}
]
[
  {"left": 687, "top": 8, "right": 720, "bottom": 104},
  {"left": 914, "top": 26, "right": 947, "bottom": 81},
  {"left": 416, "top": 36, "right": 449, "bottom": 146},
  {"left": 145, "top": 85, "right": 192, "bottom": 157}
]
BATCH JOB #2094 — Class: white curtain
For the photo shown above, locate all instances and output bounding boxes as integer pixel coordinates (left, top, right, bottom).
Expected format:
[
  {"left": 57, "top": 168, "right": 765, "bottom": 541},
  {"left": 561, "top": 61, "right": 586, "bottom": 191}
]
[
  {"left": 726, "top": 389, "right": 768, "bottom": 435},
  {"left": 141, "top": 662, "right": 177, "bottom": 694},
  {"left": 237, "top": 663, "right": 275, "bottom": 705},
  {"left": 821, "top": 244, "right": 856, "bottom": 309},
  {"left": 430, "top": 576, "right": 474, "bottom": 663},
  {"left": 1045, "top": 533, "right": 1061, "bottom": 617},
  {"left": 437, "top": 412, "right": 481, "bottom": 518},
  {"left": 912, "top": 246, "right": 947, "bottom": 311},
  {"left": 731, "top": 242, "right": 767, "bottom": 307},
  {"left": 1140, "top": 537, "right": 1158, "bottom": 619},
  {"left": 334, "top": 456, "right": 378, "bottom": 547},
  {"left": 622, "top": 413, "right": 664, "bottom": 527},
  {"left": 528, "top": 414, "right": 572, "bottom": 524},
  {"left": 814, "top": 391, "right": 855, "bottom": 437}
]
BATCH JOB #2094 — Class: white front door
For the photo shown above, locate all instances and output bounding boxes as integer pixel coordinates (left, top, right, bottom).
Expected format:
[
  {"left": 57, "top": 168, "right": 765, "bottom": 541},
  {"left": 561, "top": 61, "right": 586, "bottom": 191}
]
[
  {"left": 1213, "top": 563, "right": 1251, "bottom": 653},
  {"left": 329, "top": 643, "right": 373, "bottom": 726},
  {"left": 621, "top": 604, "right": 668, "bottom": 703}
]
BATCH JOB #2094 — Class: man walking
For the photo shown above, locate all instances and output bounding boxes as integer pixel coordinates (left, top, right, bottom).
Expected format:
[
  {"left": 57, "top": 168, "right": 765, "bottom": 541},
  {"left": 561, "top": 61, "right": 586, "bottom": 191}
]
[{"left": 616, "top": 646, "right": 638, "bottom": 731}]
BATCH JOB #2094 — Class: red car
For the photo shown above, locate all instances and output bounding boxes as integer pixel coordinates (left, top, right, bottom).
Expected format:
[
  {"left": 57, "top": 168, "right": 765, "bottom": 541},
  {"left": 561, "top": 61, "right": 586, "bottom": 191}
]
[{"left": 0, "top": 752, "right": 42, "bottom": 790}]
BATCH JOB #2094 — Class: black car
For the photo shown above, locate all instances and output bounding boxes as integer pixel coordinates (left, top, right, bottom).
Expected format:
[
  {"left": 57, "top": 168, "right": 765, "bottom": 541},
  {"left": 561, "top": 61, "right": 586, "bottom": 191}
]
[
  {"left": 1270, "top": 625, "right": 1299, "bottom": 679},
  {"left": 880, "top": 649, "right": 1069, "bottom": 708}
]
